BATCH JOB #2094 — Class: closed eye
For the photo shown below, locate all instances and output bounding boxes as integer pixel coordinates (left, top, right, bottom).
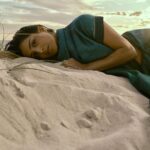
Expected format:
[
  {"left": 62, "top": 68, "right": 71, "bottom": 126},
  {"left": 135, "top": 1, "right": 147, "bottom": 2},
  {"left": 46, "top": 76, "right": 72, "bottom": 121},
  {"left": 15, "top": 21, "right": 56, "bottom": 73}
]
[{"left": 32, "top": 39, "right": 37, "bottom": 47}]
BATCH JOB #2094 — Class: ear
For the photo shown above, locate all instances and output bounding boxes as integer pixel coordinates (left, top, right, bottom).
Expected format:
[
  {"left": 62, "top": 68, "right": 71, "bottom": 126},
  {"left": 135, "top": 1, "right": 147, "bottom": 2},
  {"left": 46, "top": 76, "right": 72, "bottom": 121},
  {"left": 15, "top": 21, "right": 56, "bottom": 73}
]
[{"left": 37, "top": 25, "right": 48, "bottom": 32}]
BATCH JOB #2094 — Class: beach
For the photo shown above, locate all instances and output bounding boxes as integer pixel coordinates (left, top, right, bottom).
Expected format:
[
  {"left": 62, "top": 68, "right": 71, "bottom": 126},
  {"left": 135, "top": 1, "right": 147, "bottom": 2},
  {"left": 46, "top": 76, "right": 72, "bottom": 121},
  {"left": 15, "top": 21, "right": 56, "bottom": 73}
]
[{"left": 0, "top": 57, "right": 149, "bottom": 150}]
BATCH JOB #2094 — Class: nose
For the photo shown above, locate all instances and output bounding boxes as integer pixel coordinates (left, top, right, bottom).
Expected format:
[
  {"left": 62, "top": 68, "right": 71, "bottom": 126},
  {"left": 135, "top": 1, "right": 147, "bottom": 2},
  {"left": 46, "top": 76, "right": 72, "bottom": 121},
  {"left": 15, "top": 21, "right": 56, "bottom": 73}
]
[{"left": 32, "top": 47, "right": 44, "bottom": 54}]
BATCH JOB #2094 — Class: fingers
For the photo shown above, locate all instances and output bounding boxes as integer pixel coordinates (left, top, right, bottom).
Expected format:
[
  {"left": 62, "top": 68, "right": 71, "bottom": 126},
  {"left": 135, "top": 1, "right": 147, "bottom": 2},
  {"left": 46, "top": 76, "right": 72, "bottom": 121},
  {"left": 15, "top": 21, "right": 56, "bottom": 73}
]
[
  {"left": 62, "top": 60, "right": 69, "bottom": 67},
  {"left": 62, "top": 58, "right": 75, "bottom": 66},
  {"left": 61, "top": 58, "right": 82, "bottom": 69}
]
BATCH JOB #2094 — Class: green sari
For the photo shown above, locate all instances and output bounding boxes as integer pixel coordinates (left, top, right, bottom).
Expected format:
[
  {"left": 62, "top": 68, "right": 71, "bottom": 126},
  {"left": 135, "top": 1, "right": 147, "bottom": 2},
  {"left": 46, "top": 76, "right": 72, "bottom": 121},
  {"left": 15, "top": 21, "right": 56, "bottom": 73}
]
[
  {"left": 56, "top": 14, "right": 150, "bottom": 98},
  {"left": 105, "top": 29, "right": 150, "bottom": 98}
]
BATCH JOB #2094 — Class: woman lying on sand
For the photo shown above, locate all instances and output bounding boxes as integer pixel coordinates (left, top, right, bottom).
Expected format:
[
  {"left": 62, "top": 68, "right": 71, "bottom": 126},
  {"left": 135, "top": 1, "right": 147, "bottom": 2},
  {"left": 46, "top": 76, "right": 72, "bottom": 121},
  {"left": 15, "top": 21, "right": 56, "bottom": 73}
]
[{"left": 5, "top": 14, "right": 150, "bottom": 99}]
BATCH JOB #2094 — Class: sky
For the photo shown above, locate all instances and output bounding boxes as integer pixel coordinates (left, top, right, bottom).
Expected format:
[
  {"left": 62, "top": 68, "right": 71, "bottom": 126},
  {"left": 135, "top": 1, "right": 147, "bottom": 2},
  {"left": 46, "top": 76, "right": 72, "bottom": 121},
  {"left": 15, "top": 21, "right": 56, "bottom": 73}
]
[{"left": 0, "top": 0, "right": 150, "bottom": 42}]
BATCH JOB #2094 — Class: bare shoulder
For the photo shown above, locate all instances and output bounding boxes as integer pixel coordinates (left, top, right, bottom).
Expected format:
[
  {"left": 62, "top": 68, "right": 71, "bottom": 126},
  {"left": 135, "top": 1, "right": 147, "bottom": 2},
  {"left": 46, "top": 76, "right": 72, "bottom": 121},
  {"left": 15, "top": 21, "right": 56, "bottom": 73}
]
[{"left": 103, "top": 21, "right": 134, "bottom": 49}]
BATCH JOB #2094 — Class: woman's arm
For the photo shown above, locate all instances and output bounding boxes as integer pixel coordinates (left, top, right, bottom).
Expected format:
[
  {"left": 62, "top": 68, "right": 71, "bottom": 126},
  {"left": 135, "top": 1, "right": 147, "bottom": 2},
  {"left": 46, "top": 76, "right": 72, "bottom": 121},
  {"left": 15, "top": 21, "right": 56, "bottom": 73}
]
[{"left": 63, "top": 21, "right": 137, "bottom": 71}]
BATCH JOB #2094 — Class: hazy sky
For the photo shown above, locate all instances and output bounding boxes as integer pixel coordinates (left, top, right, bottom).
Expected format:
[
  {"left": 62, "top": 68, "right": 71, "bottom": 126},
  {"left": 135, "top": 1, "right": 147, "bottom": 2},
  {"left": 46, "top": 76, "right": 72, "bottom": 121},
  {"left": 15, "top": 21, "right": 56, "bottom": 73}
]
[{"left": 0, "top": 0, "right": 150, "bottom": 40}]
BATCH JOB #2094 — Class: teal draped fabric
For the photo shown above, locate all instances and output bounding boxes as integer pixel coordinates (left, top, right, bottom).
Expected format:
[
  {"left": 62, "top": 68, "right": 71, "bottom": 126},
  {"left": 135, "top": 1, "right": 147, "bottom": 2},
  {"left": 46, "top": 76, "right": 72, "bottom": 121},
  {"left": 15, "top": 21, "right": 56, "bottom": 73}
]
[
  {"left": 56, "top": 14, "right": 150, "bottom": 98},
  {"left": 56, "top": 14, "right": 113, "bottom": 63},
  {"left": 106, "top": 29, "right": 150, "bottom": 98},
  {"left": 105, "top": 68, "right": 150, "bottom": 98}
]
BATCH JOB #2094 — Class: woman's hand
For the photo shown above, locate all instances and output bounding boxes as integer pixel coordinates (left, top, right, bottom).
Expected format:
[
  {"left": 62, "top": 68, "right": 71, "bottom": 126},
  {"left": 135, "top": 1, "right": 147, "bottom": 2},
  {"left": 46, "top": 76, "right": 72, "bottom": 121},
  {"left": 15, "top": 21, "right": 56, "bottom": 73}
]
[{"left": 62, "top": 58, "right": 87, "bottom": 70}]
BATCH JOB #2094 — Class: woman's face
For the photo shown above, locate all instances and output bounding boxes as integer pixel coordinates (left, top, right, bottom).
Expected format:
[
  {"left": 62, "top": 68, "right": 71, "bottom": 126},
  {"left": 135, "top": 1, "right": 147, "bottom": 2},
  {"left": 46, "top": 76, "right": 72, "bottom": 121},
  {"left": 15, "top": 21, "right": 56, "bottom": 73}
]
[{"left": 19, "top": 26, "right": 58, "bottom": 59}]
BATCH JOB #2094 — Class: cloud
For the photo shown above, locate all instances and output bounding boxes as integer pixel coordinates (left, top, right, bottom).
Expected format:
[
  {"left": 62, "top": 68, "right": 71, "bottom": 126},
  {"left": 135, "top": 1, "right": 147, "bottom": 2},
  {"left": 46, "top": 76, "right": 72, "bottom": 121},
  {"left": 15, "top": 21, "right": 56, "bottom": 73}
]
[
  {"left": 4, "top": 0, "right": 94, "bottom": 26},
  {"left": 2, "top": 0, "right": 149, "bottom": 25},
  {"left": 136, "top": 0, "right": 147, "bottom": 3},
  {"left": 90, "top": 0, "right": 150, "bottom": 11},
  {"left": 0, "top": 0, "right": 93, "bottom": 39},
  {"left": 129, "top": 11, "right": 142, "bottom": 16},
  {"left": 15, "top": 0, "right": 92, "bottom": 13},
  {"left": 0, "top": 0, "right": 150, "bottom": 40}
]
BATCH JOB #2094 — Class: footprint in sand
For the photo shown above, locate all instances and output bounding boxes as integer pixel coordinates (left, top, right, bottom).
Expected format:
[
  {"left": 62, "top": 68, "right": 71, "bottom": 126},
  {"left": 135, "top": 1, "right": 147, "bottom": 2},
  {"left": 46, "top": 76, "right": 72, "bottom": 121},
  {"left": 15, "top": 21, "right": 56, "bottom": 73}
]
[
  {"left": 77, "top": 107, "right": 102, "bottom": 128},
  {"left": 40, "top": 122, "right": 51, "bottom": 131},
  {"left": 34, "top": 122, "right": 52, "bottom": 141},
  {"left": 83, "top": 108, "right": 101, "bottom": 121},
  {"left": 77, "top": 118, "right": 93, "bottom": 128}
]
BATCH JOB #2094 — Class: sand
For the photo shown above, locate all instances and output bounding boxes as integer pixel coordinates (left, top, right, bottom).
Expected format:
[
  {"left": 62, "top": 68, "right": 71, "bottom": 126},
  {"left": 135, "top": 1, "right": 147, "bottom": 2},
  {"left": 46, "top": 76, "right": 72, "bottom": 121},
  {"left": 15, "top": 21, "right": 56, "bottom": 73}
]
[{"left": 0, "top": 57, "right": 149, "bottom": 150}]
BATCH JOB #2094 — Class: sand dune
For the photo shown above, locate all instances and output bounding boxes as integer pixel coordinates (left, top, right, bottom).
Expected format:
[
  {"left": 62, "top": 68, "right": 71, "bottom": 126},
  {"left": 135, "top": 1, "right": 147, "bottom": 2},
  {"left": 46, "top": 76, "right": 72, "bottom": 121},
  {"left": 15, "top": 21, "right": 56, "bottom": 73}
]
[{"left": 0, "top": 57, "right": 149, "bottom": 150}]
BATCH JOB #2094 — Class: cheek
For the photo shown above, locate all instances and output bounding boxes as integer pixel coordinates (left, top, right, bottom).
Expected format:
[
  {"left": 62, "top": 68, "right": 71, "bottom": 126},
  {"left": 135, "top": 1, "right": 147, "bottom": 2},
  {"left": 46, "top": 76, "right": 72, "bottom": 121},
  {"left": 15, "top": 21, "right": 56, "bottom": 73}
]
[
  {"left": 38, "top": 34, "right": 52, "bottom": 44},
  {"left": 19, "top": 43, "right": 29, "bottom": 57}
]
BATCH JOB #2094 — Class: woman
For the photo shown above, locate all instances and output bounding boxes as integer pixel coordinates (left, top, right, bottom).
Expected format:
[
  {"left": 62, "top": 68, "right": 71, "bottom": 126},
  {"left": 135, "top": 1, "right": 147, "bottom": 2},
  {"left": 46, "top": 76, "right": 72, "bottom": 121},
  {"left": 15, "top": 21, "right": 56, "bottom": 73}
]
[{"left": 5, "top": 14, "right": 150, "bottom": 99}]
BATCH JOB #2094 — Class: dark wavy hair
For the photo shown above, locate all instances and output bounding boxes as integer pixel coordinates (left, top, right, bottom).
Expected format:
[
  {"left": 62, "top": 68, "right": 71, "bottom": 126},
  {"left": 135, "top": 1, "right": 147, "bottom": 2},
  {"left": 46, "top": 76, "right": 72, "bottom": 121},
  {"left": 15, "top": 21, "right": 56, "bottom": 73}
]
[{"left": 5, "top": 25, "right": 54, "bottom": 56}]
